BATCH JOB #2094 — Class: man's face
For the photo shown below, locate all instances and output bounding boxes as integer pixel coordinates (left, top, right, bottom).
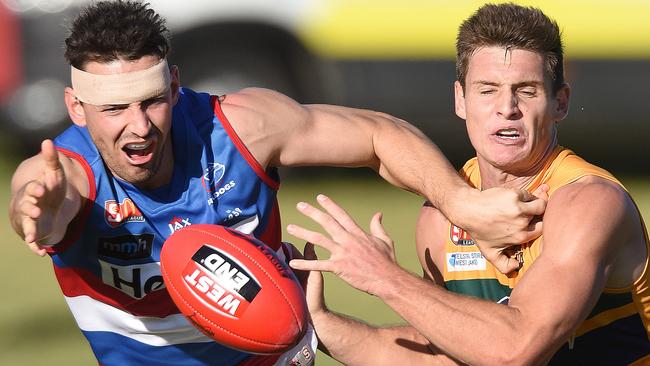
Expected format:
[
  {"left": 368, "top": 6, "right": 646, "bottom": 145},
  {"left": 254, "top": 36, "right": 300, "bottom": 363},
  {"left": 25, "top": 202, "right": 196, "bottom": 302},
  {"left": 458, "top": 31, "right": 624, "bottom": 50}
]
[
  {"left": 454, "top": 47, "right": 569, "bottom": 175},
  {"left": 66, "top": 55, "right": 180, "bottom": 189}
]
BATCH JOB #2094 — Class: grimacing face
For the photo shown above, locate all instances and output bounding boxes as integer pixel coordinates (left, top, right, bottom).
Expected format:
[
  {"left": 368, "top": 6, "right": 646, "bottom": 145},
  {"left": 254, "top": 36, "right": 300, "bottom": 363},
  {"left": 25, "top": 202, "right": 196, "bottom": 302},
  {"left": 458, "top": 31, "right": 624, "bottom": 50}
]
[
  {"left": 454, "top": 47, "right": 570, "bottom": 177},
  {"left": 64, "top": 55, "right": 180, "bottom": 189}
]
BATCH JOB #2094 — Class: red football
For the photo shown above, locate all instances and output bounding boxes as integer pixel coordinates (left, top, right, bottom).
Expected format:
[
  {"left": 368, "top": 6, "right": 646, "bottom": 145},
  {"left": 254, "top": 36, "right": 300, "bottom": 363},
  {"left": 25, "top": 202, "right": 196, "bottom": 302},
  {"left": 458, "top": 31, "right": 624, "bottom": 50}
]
[{"left": 160, "top": 224, "right": 308, "bottom": 354}]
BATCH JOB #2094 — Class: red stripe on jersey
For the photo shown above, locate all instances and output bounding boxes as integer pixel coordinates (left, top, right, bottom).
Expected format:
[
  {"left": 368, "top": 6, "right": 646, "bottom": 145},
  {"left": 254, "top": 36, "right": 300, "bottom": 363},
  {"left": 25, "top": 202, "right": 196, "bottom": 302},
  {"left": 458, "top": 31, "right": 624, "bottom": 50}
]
[
  {"left": 257, "top": 199, "right": 282, "bottom": 250},
  {"left": 47, "top": 147, "right": 97, "bottom": 254},
  {"left": 53, "top": 265, "right": 180, "bottom": 318},
  {"left": 237, "top": 354, "right": 281, "bottom": 366},
  {"left": 211, "top": 95, "right": 280, "bottom": 190}
]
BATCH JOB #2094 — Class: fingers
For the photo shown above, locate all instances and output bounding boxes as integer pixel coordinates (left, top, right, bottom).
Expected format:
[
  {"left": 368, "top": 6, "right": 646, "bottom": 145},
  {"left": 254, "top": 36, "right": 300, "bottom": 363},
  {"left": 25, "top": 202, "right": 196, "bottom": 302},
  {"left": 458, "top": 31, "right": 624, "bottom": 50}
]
[
  {"left": 22, "top": 215, "right": 37, "bottom": 243},
  {"left": 491, "top": 253, "right": 522, "bottom": 275},
  {"left": 26, "top": 241, "right": 47, "bottom": 257},
  {"left": 531, "top": 184, "right": 549, "bottom": 201},
  {"left": 41, "top": 139, "right": 63, "bottom": 173},
  {"left": 295, "top": 200, "right": 348, "bottom": 239},
  {"left": 315, "top": 194, "right": 365, "bottom": 236},
  {"left": 287, "top": 224, "right": 338, "bottom": 253},
  {"left": 369, "top": 212, "right": 391, "bottom": 245},
  {"left": 289, "top": 258, "right": 331, "bottom": 272},
  {"left": 519, "top": 194, "right": 546, "bottom": 217}
]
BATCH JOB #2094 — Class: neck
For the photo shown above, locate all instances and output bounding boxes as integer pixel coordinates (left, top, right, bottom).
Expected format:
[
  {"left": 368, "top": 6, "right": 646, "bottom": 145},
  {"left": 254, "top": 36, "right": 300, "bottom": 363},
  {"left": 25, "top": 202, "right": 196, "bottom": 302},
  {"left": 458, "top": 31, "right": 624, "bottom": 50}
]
[{"left": 479, "top": 141, "right": 558, "bottom": 191}]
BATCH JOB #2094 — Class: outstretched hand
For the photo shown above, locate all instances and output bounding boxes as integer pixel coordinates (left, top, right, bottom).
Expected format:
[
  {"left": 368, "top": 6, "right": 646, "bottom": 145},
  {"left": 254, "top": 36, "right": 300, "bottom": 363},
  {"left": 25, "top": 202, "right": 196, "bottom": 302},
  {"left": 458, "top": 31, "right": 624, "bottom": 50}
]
[
  {"left": 288, "top": 194, "right": 400, "bottom": 297},
  {"left": 453, "top": 184, "right": 548, "bottom": 274},
  {"left": 11, "top": 140, "right": 68, "bottom": 256}
]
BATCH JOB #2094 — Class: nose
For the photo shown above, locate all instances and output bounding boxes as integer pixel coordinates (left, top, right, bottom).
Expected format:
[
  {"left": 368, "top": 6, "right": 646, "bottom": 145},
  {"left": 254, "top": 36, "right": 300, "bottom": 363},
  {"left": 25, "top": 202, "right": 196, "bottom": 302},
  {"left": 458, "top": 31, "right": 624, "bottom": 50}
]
[
  {"left": 126, "top": 104, "right": 152, "bottom": 137},
  {"left": 497, "top": 90, "right": 521, "bottom": 120}
]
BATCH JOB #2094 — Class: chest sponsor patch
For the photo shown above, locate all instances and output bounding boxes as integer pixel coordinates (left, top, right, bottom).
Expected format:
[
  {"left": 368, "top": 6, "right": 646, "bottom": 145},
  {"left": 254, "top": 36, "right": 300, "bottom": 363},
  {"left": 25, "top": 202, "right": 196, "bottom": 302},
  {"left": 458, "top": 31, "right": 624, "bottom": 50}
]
[
  {"left": 450, "top": 224, "right": 476, "bottom": 246},
  {"left": 97, "top": 234, "right": 154, "bottom": 260},
  {"left": 104, "top": 198, "right": 145, "bottom": 227},
  {"left": 446, "top": 251, "right": 487, "bottom": 272},
  {"left": 99, "top": 260, "right": 165, "bottom": 299}
]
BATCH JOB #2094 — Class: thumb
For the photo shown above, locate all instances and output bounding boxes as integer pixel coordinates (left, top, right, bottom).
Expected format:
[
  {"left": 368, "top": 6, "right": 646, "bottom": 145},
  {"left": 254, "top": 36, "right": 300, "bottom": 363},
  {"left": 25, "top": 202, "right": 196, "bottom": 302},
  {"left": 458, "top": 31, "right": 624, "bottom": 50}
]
[
  {"left": 302, "top": 243, "right": 327, "bottom": 314},
  {"left": 531, "top": 184, "right": 549, "bottom": 201},
  {"left": 486, "top": 248, "right": 523, "bottom": 275},
  {"left": 519, "top": 194, "right": 546, "bottom": 217},
  {"left": 370, "top": 212, "right": 391, "bottom": 244}
]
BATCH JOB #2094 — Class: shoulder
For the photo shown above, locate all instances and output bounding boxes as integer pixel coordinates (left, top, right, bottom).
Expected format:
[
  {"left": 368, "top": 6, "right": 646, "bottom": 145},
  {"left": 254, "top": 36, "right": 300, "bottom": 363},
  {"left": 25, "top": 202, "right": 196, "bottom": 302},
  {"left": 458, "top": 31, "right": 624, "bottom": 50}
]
[
  {"left": 544, "top": 175, "right": 636, "bottom": 259},
  {"left": 548, "top": 176, "right": 630, "bottom": 224},
  {"left": 221, "top": 88, "right": 305, "bottom": 116}
]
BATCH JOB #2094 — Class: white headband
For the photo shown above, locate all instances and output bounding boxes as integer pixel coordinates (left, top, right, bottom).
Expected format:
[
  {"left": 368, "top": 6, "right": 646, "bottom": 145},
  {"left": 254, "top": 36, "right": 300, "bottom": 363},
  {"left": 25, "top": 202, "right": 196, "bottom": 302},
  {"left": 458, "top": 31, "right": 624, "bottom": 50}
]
[{"left": 71, "top": 59, "right": 171, "bottom": 105}]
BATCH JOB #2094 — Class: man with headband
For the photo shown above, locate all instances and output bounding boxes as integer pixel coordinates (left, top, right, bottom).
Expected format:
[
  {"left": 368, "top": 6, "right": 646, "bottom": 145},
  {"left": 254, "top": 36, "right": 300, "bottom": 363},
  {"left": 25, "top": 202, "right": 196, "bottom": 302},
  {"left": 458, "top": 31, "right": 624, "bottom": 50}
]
[{"left": 8, "top": 1, "right": 546, "bottom": 365}]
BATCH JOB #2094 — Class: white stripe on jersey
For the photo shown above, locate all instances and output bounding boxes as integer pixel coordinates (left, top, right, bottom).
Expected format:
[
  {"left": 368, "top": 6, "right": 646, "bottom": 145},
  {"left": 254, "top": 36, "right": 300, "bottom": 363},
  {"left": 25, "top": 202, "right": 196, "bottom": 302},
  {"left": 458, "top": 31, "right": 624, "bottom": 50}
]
[{"left": 66, "top": 295, "right": 214, "bottom": 346}]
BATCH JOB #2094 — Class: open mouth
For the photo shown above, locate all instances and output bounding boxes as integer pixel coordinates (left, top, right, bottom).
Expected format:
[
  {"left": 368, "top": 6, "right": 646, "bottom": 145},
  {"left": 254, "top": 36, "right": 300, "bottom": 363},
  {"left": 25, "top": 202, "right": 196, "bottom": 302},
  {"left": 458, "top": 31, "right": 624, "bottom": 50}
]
[
  {"left": 495, "top": 128, "right": 521, "bottom": 140},
  {"left": 122, "top": 140, "right": 155, "bottom": 165}
]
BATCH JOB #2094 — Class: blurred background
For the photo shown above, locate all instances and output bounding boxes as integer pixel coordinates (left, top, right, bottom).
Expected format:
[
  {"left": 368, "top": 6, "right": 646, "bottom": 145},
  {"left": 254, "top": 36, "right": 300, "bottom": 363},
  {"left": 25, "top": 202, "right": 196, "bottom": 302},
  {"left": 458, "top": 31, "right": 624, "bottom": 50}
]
[{"left": 0, "top": 0, "right": 648, "bottom": 365}]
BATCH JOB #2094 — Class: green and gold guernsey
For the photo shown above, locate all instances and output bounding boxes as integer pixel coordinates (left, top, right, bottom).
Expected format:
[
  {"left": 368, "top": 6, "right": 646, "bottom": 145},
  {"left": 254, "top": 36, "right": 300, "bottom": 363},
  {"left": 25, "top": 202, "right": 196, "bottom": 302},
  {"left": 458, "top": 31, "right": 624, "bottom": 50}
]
[{"left": 444, "top": 146, "right": 650, "bottom": 365}]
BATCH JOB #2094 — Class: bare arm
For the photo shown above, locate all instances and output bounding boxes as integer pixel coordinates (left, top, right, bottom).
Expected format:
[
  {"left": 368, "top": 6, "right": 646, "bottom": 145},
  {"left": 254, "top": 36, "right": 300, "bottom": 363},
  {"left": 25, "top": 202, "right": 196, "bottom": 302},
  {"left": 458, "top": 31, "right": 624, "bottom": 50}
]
[
  {"left": 290, "top": 179, "right": 635, "bottom": 365},
  {"left": 222, "top": 88, "right": 546, "bottom": 247},
  {"left": 300, "top": 217, "right": 461, "bottom": 366},
  {"left": 9, "top": 140, "right": 88, "bottom": 255}
]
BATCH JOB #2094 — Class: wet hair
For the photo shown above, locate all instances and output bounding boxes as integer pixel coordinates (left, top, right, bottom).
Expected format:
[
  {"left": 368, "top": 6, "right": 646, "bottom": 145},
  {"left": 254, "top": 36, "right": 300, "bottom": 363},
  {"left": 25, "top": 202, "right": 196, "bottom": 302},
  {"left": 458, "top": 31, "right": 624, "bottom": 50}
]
[
  {"left": 456, "top": 3, "right": 564, "bottom": 93},
  {"left": 64, "top": 0, "right": 170, "bottom": 69}
]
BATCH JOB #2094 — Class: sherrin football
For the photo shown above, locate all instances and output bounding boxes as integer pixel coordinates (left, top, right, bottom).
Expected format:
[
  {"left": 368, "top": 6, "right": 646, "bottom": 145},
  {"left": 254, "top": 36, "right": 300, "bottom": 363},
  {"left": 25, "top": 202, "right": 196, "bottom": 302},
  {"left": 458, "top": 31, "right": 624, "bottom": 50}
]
[{"left": 160, "top": 224, "right": 308, "bottom": 354}]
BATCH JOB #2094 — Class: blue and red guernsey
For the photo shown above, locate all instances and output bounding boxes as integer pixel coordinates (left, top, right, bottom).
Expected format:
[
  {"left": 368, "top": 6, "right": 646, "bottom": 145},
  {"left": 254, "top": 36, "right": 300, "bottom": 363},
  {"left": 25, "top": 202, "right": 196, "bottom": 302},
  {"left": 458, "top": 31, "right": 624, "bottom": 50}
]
[{"left": 51, "top": 88, "right": 283, "bottom": 366}]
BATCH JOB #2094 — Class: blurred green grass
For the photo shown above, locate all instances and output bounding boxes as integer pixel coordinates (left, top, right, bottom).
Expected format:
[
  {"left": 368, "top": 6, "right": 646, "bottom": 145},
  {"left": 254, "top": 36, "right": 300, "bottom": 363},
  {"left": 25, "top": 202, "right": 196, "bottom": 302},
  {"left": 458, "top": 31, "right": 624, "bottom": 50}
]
[{"left": 1, "top": 157, "right": 648, "bottom": 365}]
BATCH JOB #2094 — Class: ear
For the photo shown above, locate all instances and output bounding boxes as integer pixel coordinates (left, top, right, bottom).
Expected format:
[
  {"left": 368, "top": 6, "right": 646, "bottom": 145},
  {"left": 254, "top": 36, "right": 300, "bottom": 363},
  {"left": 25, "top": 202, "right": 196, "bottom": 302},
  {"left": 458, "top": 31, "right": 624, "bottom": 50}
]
[
  {"left": 553, "top": 83, "right": 571, "bottom": 123},
  {"left": 64, "top": 87, "right": 87, "bottom": 127},
  {"left": 454, "top": 80, "right": 467, "bottom": 120},
  {"left": 170, "top": 65, "right": 180, "bottom": 105}
]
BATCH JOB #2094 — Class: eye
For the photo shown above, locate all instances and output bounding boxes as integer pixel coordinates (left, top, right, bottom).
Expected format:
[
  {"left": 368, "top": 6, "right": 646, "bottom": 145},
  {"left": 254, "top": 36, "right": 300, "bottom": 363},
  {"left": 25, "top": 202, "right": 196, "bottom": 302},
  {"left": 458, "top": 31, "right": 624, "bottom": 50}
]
[
  {"left": 101, "top": 106, "right": 125, "bottom": 115},
  {"left": 143, "top": 97, "right": 166, "bottom": 108},
  {"left": 518, "top": 88, "right": 537, "bottom": 97},
  {"left": 479, "top": 88, "right": 496, "bottom": 95}
]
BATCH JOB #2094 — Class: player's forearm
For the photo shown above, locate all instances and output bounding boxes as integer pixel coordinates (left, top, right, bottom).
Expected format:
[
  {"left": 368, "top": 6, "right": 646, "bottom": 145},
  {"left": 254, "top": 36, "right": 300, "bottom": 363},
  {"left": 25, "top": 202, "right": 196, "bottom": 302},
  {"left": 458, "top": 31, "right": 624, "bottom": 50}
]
[
  {"left": 371, "top": 115, "right": 469, "bottom": 219},
  {"left": 374, "top": 267, "right": 531, "bottom": 366},
  {"left": 312, "top": 310, "right": 455, "bottom": 366}
]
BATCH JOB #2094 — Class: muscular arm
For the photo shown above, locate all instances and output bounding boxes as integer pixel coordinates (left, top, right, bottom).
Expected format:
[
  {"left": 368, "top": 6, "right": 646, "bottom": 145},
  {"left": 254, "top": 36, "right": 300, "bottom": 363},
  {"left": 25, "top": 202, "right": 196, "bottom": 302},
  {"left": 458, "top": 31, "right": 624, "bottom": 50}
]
[
  {"left": 222, "top": 88, "right": 545, "bottom": 246},
  {"left": 9, "top": 140, "right": 88, "bottom": 255},
  {"left": 291, "top": 178, "right": 638, "bottom": 365}
]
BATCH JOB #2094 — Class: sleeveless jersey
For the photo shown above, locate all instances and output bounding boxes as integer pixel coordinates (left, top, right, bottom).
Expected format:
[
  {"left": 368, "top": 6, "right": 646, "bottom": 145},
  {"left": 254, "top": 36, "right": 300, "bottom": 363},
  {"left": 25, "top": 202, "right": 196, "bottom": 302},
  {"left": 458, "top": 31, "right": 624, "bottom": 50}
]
[
  {"left": 443, "top": 146, "right": 650, "bottom": 365},
  {"left": 50, "top": 88, "right": 285, "bottom": 366}
]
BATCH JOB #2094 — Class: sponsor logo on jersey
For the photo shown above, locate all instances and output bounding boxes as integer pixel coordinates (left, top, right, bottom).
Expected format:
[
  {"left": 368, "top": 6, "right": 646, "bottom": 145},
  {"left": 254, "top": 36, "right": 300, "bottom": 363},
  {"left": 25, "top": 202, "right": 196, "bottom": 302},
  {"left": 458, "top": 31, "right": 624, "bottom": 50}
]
[
  {"left": 183, "top": 245, "right": 261, "bottom": 319},
  {"left": 98, "top": 233, "right": 154, "bottom": 260},
  {"left": 450, "top": 224, "right": 476, "bottom": 246},
  {"left": 201, "top": 162, "right": 226, "bottom": 193},
  {"left": 168, "top": 216, "right": 192, "bottom": 235},
  {"left": 104, "top": 198, "right": 145, "bottom": 227},
  {"left": 446, "top": 251, "right": 486, "bottom": 272},
  {"left": 206, "top": 180, "right": 237, "bottom": 206},
  {"left": 99, "top": 260, "right": 165, "bottom": 299}
]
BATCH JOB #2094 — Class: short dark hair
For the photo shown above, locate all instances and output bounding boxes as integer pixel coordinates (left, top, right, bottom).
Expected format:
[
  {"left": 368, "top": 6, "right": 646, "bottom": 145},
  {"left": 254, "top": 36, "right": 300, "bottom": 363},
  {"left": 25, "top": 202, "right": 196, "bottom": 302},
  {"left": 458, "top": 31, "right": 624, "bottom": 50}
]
[
  {"left": 456, "top": 3, "right": 564, "bottom": 93},
  {"left": 64, "top": 0, "right": 170, "bottom": 69}
]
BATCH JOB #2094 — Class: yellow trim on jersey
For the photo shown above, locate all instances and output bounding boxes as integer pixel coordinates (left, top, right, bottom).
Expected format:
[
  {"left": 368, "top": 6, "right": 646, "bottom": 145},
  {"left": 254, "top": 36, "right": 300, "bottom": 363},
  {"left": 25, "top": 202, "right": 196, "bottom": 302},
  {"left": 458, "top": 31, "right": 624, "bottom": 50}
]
[{"left": 575, "top": 303, "right": 638, "bottom": 337}]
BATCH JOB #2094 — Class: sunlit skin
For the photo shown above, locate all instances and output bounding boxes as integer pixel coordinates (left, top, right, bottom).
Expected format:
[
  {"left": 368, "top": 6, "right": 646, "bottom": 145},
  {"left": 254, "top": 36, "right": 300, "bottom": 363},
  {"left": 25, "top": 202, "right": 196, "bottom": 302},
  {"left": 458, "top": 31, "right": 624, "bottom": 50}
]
[
  {"left": 63, "top": 55, "right": 180, "bottom": 189},
  {"left": 454, "top": 47, "right": 570, "bottom": 189}
]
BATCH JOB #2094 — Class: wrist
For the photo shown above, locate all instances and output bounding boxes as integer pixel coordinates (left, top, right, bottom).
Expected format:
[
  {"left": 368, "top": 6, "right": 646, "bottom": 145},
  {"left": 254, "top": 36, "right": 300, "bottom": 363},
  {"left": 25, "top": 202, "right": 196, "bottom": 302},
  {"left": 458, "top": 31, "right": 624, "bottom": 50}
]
[
  {"left": 371, "top": 265, "right": 413, "bottom": 301},
  {"left": 442, "top": 185, "right": 476, "bottom": 229}
]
